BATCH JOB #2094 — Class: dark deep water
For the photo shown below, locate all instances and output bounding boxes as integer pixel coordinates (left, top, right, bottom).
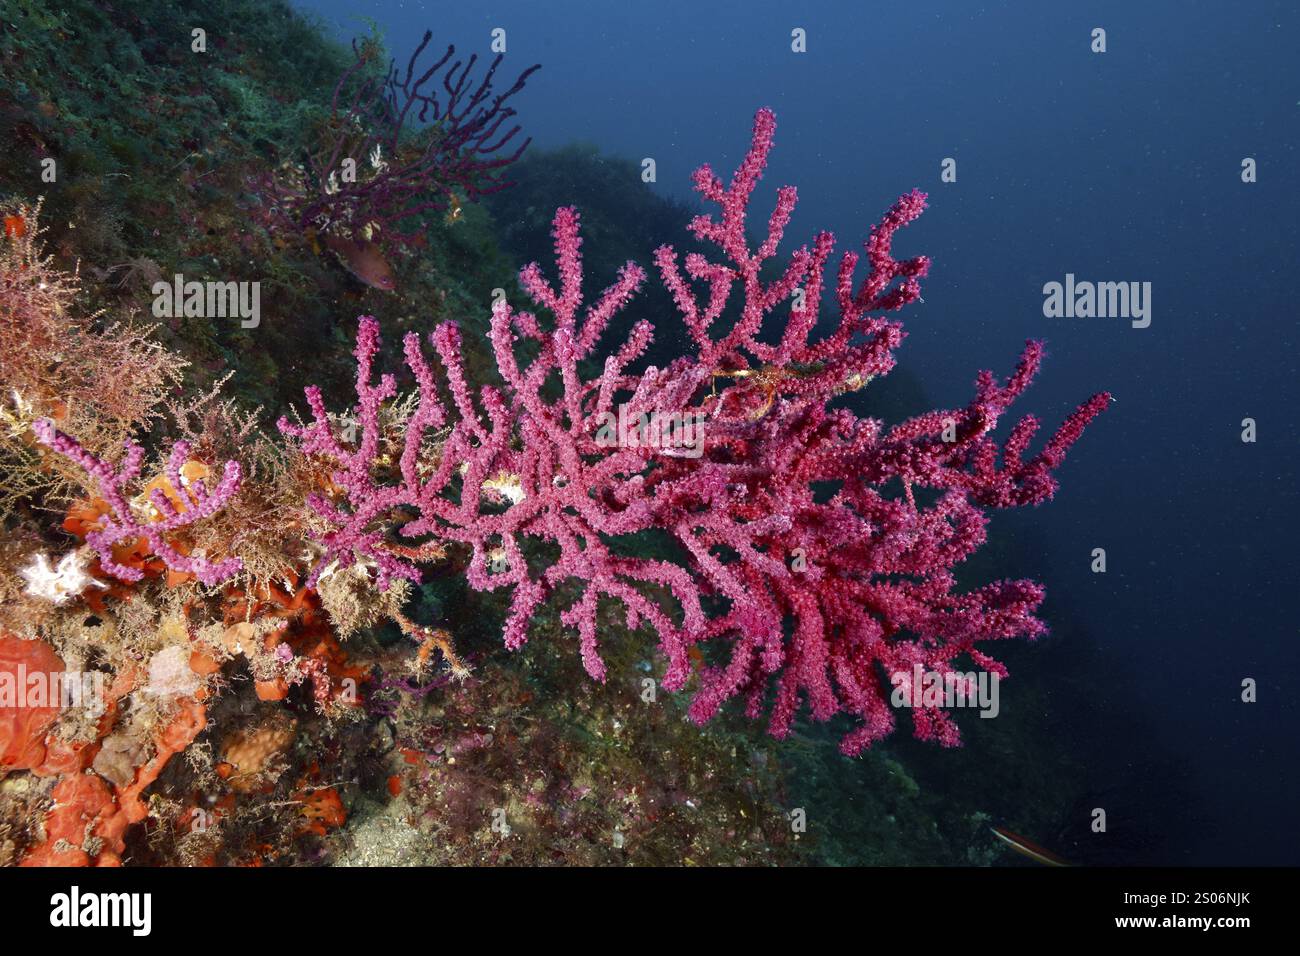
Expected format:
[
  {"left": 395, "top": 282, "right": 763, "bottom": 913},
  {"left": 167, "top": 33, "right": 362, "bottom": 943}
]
[{"left": 296, "top": 0, "right": 1299, "bottom": 865}]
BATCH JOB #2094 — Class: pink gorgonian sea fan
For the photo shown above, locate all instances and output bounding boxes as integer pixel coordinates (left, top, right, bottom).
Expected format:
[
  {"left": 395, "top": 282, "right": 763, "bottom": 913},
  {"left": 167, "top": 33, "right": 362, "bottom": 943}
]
[
  {"left": 32, "top": 420, "right": 244, "bottom": 587},
  {"left": 280, "top": 108, "right": 1110, "bottom": 754}
]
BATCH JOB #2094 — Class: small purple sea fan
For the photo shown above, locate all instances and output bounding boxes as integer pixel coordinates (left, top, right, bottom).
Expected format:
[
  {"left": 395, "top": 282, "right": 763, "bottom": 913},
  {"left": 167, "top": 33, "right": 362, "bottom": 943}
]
[{"left": 263, "top": 29, "right": 539, "bottom": 254}]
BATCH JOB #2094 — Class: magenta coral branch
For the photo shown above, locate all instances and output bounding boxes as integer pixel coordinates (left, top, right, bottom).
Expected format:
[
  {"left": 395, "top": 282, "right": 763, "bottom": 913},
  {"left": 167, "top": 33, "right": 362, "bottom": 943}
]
[
  {"left": 33, "top": 420, "right": 243, "bottom": 587},
  {"left": 282, "top": 108, "right": 1109, "bottom": 753}
]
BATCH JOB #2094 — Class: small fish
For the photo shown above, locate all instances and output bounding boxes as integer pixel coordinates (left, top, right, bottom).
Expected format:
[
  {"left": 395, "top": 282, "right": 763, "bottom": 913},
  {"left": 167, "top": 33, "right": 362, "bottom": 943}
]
[
  {"left": 445, "top": 194, "right": 462, "bottom": 225},
  {"left": 322, "top": 233, "right": 396, "bottom": 292},
  {"left": 990, "top": 826, "right": 1071, "bottom": 867},
  {"left": 4, "top": 214, "right": 26, "bottom": 239}
]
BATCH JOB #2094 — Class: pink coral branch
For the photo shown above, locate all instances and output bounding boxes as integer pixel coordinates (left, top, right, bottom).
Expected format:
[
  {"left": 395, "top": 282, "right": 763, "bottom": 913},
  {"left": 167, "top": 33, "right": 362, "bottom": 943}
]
[
  {"left": 281, "top": 108, "right": 1109, "bottom": 753},
  {"left": 33, "top": 420, "right": 243, "bottom": 587}
]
